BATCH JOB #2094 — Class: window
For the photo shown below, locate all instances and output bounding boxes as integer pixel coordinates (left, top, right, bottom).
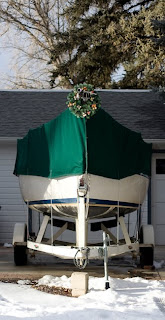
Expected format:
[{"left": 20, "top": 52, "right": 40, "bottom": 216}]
[{"left": 156, "top": 159, "right": 165, "bottom": 174}]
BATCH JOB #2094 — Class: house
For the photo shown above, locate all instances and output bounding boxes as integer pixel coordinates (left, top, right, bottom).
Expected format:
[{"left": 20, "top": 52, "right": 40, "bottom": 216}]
[{"left": 0, "top": 89, "right": 165, "bottom": 245}]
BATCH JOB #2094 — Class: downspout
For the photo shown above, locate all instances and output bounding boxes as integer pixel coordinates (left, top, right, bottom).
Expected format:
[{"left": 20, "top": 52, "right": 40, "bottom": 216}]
[{"left": 147, "top": 177, "right": 151, "bottom": 224}]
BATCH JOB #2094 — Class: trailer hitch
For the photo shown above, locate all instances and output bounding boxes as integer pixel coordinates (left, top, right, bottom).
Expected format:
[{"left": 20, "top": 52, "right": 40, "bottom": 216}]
[{"left": 73, "top": 247, "right": 90, "bottom": 269}]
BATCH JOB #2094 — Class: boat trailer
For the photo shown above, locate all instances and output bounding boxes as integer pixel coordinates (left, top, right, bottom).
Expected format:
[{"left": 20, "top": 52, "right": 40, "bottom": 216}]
[
  {"left": 13, "top": 196, "right": 154, "bottom": 289},
  {"left": 13, "top": 184, "right": 154, "bottom": 289}
]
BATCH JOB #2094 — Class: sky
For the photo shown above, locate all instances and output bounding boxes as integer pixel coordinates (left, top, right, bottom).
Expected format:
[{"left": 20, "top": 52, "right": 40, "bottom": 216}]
[
  {"left": 0, "top": 44, "right": 12, "bottom": 88},
  {"left": 0, "top": 37, "right": 12, "bottom": 73},
  {"left": 0, "top": 274, "right": 165, "bottom": 319},
  {"left": 0, "top": 51, "right": 10, "bottom": 72}
]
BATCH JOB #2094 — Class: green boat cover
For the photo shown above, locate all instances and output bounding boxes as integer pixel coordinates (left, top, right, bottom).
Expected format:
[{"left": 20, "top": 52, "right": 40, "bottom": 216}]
[{"left": 14, "top": 108, "right": 152, "bottom": 179}]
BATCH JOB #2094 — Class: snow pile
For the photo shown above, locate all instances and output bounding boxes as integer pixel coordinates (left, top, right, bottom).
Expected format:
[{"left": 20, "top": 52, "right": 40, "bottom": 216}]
[
  {"left": 36, "top": 274, "right": 107, "bottom": 291},
  {"left": 3, "top": 243, "right": 13, "bottom": 248},
  {"left": 154, "top": 260, "right": 165, "bottom": 269},
  {"left": 17, "top": 279, "right": 32, "bottom": 285},
  {"left": 37, "top": 275, "right": 71, "bottom": 288},
  {"left": 0, "top": 275, "right": 165, "bottom": 319}
]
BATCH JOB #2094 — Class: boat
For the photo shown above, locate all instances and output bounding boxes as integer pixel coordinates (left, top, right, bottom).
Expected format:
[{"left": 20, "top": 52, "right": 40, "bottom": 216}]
[
  {"left": 19, "top": 172, "right": 149, "bottom": 219},
  {"left": 13, "top": 84, "right": 153, "bottom": 274},
  {"left": 14, "top": 85, "right": 151, "bottom": 220}
]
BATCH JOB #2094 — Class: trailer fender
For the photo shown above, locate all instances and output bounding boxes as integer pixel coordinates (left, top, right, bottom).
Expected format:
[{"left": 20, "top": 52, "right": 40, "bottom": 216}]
[
  {"left": 13, "top": 223, "right": 27, "bottom": 245},
  {"left": 140, "top": 225, "right": 155, "bottom": 246}
]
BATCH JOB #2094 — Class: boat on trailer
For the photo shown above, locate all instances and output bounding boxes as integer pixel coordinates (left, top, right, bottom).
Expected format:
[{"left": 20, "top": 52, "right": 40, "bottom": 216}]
[{"left": 13, "top": 85, "right": 154, "bottom": 285}]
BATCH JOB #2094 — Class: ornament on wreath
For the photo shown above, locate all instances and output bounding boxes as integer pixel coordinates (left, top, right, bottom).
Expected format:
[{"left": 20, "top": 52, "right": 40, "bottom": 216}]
[{"left": 66, "top": 83, "right": 101, "bottom": 119}]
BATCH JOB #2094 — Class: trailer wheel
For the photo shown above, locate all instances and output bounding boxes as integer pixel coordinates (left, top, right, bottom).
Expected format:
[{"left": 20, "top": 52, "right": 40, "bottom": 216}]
[
  {"left": 13, "top": 223, "right": 27, "bottom": 266},
  {"left": 139, "top": 225, "right": 154, "bottom": 268},
  {"left": 14, "top": 245, "right": 27, "bottom": 266}
]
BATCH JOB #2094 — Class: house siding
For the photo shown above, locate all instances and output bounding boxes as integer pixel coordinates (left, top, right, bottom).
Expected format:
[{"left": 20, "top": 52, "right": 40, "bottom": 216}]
[
  {"left": 151, "top": 153, "right": 165, "bottom": 245},
  {"left": 0, "top": 141, "right": 27, "bottom": 243}
]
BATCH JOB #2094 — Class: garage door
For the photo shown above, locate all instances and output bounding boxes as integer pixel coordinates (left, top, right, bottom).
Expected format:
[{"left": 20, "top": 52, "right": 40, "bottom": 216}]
[
  {"left": 152, "top": 154, "right": 165, "bottom": 245},
  {"left": 0, "top": 140, "right": 27, "bottom": 244}
]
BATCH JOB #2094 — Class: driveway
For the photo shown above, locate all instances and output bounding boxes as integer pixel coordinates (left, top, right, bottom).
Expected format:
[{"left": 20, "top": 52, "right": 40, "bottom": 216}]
[{"left": 0, "top": 245, "right": 165, "bottom": 282}]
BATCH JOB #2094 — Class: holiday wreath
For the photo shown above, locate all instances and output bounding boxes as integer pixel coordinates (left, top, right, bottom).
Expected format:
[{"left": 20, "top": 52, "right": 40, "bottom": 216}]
[{"left": 66, "top": 83, "right": 101, "bottom": 119}]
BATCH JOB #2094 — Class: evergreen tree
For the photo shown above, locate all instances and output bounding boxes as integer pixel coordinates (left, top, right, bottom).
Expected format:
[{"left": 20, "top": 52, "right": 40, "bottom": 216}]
[
  {"left": 49, "top": 0, "right": 155, "bottom": 88},
  {"left": 118, "top": 0, "right": 165, "bottom": 89}
]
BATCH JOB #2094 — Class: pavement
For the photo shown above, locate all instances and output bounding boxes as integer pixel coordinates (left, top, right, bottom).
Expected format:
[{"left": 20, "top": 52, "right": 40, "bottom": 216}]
[{"left": 0, "top": 245, "right": 165, "bottom": 282}]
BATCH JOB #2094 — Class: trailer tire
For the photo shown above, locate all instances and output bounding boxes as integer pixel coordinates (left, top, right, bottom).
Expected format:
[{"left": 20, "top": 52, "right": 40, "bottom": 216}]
[
  {"left": 13, "top": 223, "right": 27, "bottom": 266},
  {"left": 14, "top": 245, "right": 27, "bottom": 266},
  {"left": 139, "top": 225, "right": 154, "bottom": 268}
]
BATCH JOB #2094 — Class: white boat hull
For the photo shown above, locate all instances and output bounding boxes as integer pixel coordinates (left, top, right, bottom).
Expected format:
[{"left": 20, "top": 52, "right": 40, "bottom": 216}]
[{"left": 19, "top": 173, "right": 149, "bottom": 219}]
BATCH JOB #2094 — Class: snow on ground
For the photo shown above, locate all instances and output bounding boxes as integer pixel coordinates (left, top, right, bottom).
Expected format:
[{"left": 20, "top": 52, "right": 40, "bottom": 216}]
[
  {"left": 0, "top": 275, "right": 165, "bottom": 319},
  {"left": 154, "top": 260, "right": 164, "bottom": 269}
]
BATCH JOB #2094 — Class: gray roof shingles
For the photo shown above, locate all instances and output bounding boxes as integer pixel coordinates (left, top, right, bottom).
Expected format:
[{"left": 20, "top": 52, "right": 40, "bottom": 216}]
[{"left": 0, "top": 90, "right": 164, "bottom": 139}]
